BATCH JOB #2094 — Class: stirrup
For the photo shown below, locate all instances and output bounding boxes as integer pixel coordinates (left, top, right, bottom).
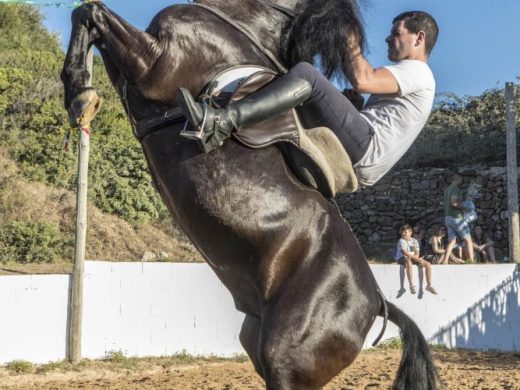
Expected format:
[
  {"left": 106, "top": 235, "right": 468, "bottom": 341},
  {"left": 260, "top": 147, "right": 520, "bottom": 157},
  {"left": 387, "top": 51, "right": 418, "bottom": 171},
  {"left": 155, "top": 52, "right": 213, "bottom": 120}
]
[{"left": 180, "top": 100, "right": 209, "bottom": 141}]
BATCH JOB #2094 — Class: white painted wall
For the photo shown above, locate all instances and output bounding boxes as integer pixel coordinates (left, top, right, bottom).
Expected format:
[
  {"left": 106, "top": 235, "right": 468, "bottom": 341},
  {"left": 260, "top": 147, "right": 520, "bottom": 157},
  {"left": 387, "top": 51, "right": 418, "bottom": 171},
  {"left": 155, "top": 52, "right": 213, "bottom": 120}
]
[
  {"left": 82, "top": 262, "right": 244, "bottom": 359},
  {"left": 0, "top": 274, "right": 70, "bottom": 363},
  {"left": 365, "top": 264, "right": 520, "bottom": 351},
  {"left": 0, "top": 262, "right": 518, "bottom": 364}
]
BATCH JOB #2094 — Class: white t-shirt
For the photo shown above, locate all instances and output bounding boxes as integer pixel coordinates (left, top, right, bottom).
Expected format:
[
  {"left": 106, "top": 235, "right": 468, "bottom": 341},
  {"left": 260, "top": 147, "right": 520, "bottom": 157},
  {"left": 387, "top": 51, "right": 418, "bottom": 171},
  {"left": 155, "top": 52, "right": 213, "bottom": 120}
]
[
  {"left": 395, "top": 237, "right": 420, "bottom": 260},
  {"left": 354, "top": 60, "right": 435, "bottom": 186}
]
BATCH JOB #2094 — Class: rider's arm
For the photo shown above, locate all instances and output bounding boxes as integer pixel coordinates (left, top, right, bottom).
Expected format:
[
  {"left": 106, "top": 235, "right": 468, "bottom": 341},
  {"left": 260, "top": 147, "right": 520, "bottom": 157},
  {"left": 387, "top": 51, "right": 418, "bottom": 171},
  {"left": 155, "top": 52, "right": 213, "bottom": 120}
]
[{"left": 346, "top": 55, "right": 400, "bottom": 95}]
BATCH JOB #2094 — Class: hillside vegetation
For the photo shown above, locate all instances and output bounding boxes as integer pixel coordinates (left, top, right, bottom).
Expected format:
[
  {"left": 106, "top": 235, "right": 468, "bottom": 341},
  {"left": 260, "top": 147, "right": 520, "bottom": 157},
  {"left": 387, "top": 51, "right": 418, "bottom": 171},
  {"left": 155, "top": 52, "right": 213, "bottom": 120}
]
[
  {"left": 0, "top": 149, "right": 200, "bottom": 268},
  {"left": 0, "top": 4, "right": 202, "bottom": 267},
  {"left": 0, "top": 4, "right": 518, "bottom": 267},
  {"left": 401, "top": 89, "right": 520, "bottom": 168}
]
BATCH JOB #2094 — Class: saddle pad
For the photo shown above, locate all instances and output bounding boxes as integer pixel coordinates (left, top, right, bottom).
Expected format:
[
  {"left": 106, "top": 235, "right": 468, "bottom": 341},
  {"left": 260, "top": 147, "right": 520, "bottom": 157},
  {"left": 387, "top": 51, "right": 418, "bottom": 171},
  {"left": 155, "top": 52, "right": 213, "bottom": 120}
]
[
  {"left": 299, "top": 125, "right": 359, "bottom": 195},
  {"left": 212, "top": 65, "right": 270, "bottom": 93},
  {"left": 227, "top": 69, "right": 358, "bottom": 196}
]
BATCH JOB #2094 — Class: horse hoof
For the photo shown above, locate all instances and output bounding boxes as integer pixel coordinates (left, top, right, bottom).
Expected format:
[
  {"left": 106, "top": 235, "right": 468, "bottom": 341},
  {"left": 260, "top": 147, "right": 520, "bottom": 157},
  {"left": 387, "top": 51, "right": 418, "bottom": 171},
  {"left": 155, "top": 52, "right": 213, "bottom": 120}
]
[{"left": 67, "top": 89, "right": 102, "bottom": 127}]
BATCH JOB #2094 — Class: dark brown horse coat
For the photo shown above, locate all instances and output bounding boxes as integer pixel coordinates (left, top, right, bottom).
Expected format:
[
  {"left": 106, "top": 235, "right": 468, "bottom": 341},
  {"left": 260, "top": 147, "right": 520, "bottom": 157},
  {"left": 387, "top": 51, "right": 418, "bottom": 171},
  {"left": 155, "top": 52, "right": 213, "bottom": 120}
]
[{"left": 61, "top": 1, "right": 437, "bottom": 389}]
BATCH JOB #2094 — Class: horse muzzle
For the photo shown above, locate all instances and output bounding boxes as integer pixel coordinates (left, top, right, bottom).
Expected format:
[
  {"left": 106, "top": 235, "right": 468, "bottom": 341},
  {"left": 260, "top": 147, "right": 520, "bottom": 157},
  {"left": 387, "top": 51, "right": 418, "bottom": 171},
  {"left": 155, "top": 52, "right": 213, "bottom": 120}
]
[{"left": 67, "top": 89, "right": 103, "bottom": 127}]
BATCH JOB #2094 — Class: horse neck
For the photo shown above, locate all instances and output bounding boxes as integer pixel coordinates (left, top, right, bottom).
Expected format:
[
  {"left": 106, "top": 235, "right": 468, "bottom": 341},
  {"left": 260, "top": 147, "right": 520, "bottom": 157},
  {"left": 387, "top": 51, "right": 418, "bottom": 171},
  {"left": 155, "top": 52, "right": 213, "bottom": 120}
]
[
  {"left": 270, "top": 0, "right": 307, "bottom": 10},
  {"left": 197, "top": 0, "right": 308, "bottom": 17}
]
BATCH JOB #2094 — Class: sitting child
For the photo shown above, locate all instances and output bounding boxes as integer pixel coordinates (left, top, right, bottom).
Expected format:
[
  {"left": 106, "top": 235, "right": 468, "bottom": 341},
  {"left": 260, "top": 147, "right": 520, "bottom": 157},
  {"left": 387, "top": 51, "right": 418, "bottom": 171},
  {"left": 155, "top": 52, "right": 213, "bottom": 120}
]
[
  {"left": 473, "top": 226, "right": 496, "bottom": 262},
  {"left": 427, "top": 226, "right": 465, "bottom": 264},
  {"left": 395, "top": 224, "right": 437, "bottom": 295}
]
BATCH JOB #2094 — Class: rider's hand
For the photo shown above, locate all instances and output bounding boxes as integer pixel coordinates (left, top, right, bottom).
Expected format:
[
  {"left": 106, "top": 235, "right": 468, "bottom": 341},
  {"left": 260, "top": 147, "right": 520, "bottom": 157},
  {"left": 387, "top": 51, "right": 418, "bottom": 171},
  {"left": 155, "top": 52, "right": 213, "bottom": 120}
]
[{"left": 342, "top": 88, "right": 365, "bottom": 111}]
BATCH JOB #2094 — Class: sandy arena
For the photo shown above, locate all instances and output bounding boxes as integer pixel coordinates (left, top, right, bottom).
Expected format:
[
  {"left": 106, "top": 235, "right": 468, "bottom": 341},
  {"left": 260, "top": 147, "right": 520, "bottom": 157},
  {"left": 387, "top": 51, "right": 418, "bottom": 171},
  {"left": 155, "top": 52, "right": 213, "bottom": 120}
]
[{"left": 1, "top": 349, "right": 519, "bottom": 390}]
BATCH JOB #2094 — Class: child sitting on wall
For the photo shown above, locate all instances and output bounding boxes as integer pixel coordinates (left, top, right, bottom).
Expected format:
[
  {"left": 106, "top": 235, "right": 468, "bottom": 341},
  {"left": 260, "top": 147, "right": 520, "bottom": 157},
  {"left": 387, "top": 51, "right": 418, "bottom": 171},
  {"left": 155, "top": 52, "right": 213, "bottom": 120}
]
[{"left": 395, "top": 224, "right": 438, "bottom": 295}]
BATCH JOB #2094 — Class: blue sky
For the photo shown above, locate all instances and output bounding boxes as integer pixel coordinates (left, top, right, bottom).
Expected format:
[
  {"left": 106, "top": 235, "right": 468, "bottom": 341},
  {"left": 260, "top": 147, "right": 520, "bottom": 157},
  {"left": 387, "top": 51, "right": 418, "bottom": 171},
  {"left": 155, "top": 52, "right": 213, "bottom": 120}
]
[{"left": 40, "top": 0, "right": 520, "bottom": 97}]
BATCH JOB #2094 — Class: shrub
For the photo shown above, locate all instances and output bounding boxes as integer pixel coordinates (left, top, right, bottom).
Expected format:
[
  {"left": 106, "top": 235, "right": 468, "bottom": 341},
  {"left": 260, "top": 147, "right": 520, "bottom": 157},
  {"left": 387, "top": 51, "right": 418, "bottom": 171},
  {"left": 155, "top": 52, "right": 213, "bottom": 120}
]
[
  {"left": 378, "top": 337, "right": 402, "bottom": 349},
  {"left": 5, "top": 359, "right": 33, "bottom": 374},
  {"left": 0, "top": 220, "right": 69, "bottom": 263},
  {"left": 104, "top": 350, "right": 127, "bottom": 363},
  {"left": 400, "top": 86, "right": 520, "bottom": 168}
]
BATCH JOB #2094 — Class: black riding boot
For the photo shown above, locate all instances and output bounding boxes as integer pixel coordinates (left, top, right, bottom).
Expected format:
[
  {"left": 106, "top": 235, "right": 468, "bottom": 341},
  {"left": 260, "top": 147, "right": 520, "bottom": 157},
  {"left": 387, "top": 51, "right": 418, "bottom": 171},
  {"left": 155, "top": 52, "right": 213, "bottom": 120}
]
[{"left": 177, "top": 75, "right": 312, "bottom": 152}]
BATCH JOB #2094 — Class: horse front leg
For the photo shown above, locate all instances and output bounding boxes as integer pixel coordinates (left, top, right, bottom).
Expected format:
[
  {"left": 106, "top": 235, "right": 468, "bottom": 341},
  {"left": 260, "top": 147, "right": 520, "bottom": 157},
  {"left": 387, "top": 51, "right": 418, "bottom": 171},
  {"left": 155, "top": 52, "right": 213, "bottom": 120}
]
[{"left": 61, "top": 1, "right": 162, "bottom": 125}]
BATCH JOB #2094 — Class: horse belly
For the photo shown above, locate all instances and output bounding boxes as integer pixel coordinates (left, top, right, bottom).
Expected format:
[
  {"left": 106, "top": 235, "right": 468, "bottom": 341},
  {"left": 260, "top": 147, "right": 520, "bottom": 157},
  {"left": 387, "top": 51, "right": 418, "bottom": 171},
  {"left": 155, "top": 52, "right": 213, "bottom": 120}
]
[{"left": 141, "top": 131, "right": 322, "bottom": 311}]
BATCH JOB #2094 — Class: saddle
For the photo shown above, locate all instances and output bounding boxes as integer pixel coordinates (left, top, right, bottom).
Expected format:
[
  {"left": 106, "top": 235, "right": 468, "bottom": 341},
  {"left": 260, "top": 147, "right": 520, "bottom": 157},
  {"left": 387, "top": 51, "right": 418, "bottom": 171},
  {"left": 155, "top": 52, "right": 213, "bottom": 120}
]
[{"left": 200, "top": 67, "right": 359, "bottom": 198}]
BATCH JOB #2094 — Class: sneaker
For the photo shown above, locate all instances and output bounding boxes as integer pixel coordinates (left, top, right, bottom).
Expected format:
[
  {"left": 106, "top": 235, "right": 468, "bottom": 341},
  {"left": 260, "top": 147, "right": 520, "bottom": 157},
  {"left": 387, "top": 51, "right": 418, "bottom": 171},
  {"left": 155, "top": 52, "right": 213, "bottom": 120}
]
[
  {"left": 410, "top": 285, "right": 417, "bottom": 294},
  {"left": 426, "top": 285, "right": 438, "bottom": 295}
]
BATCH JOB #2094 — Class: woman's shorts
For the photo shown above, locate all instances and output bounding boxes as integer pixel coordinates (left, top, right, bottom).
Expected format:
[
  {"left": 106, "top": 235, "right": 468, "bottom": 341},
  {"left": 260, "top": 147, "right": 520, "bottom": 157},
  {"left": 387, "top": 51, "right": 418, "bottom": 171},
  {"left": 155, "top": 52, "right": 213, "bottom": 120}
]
[{"left": 445, "top": 216, "right": 471, "bottom": 240}]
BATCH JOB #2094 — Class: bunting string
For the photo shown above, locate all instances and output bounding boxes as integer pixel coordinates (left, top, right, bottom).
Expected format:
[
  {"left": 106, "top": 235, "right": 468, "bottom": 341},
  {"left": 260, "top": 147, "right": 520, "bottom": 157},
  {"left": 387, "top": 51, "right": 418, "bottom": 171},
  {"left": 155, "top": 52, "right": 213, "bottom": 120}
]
[{"left": 0, "top": 0, "right": 98, "bottom": 9}]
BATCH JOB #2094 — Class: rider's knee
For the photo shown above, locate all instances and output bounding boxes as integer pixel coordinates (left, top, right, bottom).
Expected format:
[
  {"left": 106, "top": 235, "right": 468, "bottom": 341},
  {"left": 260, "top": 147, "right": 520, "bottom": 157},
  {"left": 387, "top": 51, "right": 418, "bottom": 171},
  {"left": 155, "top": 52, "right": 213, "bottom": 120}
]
[{"left": 290, "top": 61, "right": 318, "bottom": 80}]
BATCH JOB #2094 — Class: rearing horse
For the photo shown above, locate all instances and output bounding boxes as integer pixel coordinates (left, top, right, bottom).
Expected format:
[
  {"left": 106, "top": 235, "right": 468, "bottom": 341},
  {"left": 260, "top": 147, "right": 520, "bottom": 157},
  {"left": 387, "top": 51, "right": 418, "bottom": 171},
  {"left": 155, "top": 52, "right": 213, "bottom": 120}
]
[{"left": 61, "top": 1, "right": 438, "bottom": 389}]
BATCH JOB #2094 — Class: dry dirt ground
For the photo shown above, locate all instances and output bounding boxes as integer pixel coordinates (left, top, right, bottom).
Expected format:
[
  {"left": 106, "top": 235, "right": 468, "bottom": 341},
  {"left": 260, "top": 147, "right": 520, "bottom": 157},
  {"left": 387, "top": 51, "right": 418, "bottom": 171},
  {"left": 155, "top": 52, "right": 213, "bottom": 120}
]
[{"left": 1, "top": 349, "right": 519, "bottom": 390}]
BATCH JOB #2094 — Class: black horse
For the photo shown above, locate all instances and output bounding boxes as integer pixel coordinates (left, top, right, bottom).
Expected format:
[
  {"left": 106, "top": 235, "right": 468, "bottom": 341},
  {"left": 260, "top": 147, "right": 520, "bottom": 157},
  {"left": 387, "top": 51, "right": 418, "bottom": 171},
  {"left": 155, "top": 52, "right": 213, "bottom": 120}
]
[{"left": 61, "top": 1, "right": 438, "bottom": 389}]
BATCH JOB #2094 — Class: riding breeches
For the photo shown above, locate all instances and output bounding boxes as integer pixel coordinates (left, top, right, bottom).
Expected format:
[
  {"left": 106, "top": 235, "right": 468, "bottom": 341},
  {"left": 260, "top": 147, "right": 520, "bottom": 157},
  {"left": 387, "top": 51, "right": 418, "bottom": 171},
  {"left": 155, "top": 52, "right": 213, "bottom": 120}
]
[{"left": 289, "top": 62, "right": 374, "bottom": 164}]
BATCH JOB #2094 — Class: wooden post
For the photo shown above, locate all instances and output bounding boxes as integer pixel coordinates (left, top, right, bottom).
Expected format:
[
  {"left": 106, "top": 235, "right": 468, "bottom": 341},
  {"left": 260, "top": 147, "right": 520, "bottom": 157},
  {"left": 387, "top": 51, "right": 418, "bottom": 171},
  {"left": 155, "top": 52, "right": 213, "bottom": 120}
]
[
  {"left": 69, "top": 48, "right": 93, "bottom": 364},
  {"left": 505, "top": 82, "right": 520, "bottom": 263}
]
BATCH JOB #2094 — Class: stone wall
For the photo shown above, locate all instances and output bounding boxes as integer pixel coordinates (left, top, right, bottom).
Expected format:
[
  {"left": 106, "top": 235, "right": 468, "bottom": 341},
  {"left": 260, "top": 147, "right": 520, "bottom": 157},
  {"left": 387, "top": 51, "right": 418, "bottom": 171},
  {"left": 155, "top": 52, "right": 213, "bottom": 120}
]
[{"left": 336, "top": 166, "right": 519, "bottom": 260}]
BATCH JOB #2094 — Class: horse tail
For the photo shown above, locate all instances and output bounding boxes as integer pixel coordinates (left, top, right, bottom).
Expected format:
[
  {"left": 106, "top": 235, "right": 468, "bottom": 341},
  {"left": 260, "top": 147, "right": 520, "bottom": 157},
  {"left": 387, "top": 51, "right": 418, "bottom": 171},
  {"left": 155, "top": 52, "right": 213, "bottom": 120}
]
[
  {"left": 280, "top": 0, "right": 366, "bottom": 84},
  {"left": 386, "top": 301, "right": 439, "bottom": 390}
]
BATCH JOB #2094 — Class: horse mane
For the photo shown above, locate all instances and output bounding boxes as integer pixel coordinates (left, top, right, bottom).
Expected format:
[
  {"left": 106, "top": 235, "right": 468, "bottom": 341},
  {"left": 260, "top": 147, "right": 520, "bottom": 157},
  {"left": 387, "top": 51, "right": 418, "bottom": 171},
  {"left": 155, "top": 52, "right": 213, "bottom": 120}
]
[{"left": 281, "top": 0, "right": 367, "bottom": 85}]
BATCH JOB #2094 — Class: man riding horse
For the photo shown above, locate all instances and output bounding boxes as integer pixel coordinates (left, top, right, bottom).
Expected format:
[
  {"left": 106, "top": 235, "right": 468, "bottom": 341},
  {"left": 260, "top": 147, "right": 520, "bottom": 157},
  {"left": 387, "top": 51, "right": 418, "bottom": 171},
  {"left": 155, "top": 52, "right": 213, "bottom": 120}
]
[{"left": 179, "top": 11, "right": 438, "bottom": 188}]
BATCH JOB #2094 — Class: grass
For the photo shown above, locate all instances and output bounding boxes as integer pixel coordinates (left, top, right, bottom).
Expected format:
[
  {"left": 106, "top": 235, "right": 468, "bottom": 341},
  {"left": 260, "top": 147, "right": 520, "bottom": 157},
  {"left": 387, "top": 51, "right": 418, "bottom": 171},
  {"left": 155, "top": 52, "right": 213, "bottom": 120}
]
[
  {"left": 5, "top": 360, "right": 34, "bottom": 374},
  {"left": 0, "top": 259, "right": 72, "bottom": 275},
  {"left": 36, "top": 360, "right": 71, "bottom": 374},
  {"left": 1, "top": 352, "right": 252, "bottom": 378},
  {"left": 6, "top": 346, "right": 453, "bottom": 377}
]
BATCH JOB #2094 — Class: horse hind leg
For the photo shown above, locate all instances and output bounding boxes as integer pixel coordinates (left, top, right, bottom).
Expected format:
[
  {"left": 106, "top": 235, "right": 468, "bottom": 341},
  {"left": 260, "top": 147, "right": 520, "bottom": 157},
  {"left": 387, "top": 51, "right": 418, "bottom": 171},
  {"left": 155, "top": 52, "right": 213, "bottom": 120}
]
[{"left": 61, "top": 2, "right": 161, "bottom": 120}]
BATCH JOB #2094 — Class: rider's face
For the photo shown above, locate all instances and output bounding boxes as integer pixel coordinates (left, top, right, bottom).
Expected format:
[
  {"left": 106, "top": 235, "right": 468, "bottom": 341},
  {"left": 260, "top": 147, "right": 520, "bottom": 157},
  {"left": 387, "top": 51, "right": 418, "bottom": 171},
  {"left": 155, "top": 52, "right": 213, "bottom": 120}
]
[{"left": 385, "top": 21, "right": 420, "bottom": 62}]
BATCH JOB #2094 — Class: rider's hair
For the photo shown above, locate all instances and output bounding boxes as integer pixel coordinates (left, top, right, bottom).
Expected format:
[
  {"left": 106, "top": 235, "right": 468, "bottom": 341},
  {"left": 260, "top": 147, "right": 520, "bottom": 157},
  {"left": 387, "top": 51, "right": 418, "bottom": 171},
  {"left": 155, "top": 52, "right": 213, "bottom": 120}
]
[{"left": 393, "top": 11, "right": 439, "bottom": 56}]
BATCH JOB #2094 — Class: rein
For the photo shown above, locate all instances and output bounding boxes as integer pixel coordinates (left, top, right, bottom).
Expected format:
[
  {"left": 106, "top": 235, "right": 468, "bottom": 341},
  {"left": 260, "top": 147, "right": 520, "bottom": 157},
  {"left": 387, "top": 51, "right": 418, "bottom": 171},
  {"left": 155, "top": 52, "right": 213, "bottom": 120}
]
[
  {"left": 134, "top": 1, "right": 294, "bottom": 140},
  {"left": 261, "top": 1, "right": 296, "bottom": 18}
]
